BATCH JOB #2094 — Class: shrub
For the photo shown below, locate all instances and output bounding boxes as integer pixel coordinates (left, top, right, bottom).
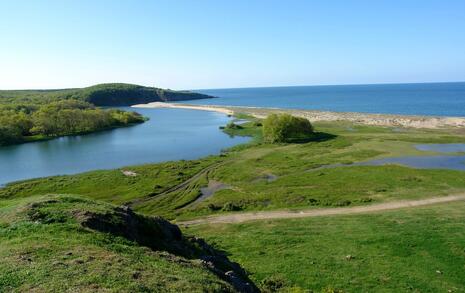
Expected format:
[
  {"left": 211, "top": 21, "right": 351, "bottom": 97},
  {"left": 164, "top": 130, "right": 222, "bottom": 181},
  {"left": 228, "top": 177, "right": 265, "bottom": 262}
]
[
  {"left": 222, "top": 202, "right": 242, "bottom": 211},
  {"left": 225, "top": 122, "right": 243, "bottom": 130},
  {"left": 260, "top": 275, "right": 288, "bottom": 292},
  {"left": 262, "top": 113, "right": 314, "bottom": 143},
  {"left": 207, "top": 203, "right": 221, "bottom": 211}
]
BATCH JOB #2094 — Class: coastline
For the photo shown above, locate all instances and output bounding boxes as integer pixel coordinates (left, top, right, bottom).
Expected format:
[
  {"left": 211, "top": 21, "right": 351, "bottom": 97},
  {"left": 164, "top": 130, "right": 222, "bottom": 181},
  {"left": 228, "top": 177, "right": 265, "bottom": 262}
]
[
  {"left": 132, "top": 102, "right": 465, "bottom": 129},
  {"left": 132, "top": 102, "right": 234, "bottom": 115}
]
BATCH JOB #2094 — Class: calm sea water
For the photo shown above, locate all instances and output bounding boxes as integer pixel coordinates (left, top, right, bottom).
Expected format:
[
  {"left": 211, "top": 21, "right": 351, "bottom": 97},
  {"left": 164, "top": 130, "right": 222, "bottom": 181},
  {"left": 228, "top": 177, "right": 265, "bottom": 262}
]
[
  {"left": 192, "top": 82, "right": 465, "bottom": 117},
  {"left": 0, "top": 108, "right": 249, "bottom": 186}
]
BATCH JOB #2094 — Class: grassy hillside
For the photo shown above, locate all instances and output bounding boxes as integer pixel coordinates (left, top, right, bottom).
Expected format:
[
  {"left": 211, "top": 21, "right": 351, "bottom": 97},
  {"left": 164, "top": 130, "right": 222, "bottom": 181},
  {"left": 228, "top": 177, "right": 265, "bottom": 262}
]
[
  {"left": 188, "top": 201, "right": 465, "bottom": 292},
  {"left": 0, "top": 195, "right": 257, "bottom": 292}
]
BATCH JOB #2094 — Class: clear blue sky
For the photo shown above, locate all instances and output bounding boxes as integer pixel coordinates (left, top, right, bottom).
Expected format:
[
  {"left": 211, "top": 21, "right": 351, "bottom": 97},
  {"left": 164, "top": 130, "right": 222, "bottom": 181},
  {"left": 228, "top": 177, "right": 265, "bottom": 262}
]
[{"left": 1, "top": 0, "right": 464, "bottom": 90}]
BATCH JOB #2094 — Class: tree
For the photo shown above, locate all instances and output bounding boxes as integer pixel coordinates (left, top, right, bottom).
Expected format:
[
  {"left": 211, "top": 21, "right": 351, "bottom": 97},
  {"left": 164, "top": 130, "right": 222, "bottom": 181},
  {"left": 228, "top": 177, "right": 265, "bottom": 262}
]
[
  {"left": 0, "top": 96, "right": 145, "bottom": 146},
  {"left": 0, "top": 125, "right": 22, "bottom": 145},
  {"left": 262, "top": 113, "right": 314, "bottom": 143}
]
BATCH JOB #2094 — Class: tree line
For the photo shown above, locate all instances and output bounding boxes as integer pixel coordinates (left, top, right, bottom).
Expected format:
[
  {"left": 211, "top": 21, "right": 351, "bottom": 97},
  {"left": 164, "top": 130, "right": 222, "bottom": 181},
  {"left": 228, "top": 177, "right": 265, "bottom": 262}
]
[{"left": 0, "top": 99, "right": 145, "bottom": 146}]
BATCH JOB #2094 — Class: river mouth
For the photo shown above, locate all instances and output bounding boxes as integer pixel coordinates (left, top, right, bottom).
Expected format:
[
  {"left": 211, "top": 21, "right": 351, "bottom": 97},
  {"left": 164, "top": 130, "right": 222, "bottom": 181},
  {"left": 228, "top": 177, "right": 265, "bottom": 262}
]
[{"left": 0, "top": 108, "right": 250, "bottom": 186}]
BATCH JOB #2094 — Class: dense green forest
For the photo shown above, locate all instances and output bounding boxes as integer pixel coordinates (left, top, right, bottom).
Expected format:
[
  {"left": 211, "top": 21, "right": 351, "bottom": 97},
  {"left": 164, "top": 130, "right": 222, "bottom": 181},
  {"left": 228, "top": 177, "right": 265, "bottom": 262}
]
[
  {"left": 0, "top": 83, "right": 214, "bottom": 146},
  {"left": 0, "top": 83, "right": 214, "bottom": 106},
  {"left": 0, "top": 99, "right": 145, "bottom": 146}
]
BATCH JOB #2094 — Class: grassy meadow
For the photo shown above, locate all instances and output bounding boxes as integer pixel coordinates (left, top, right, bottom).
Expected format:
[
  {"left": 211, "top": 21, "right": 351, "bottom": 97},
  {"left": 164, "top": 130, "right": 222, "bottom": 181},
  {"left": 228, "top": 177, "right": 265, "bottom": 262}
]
[
  {"left": 0, "top": 195, "right": 238, "bottom": 292},
  {"left": 187, "top": 201, "right": 465, "bottom": 292}
]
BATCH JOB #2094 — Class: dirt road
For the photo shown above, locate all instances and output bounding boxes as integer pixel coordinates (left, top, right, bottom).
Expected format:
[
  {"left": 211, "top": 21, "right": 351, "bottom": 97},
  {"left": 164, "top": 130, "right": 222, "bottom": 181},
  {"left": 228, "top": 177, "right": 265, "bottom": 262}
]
[{"left": 178, "top": 194, "right": 465, "bottom": 226}]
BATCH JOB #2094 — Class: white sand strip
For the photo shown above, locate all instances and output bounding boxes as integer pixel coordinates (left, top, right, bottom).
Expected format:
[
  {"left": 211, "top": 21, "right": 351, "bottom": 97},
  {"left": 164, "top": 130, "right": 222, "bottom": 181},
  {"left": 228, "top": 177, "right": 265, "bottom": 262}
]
[{"left": 132, "top": 102, "right": 465, "bottom": 129}]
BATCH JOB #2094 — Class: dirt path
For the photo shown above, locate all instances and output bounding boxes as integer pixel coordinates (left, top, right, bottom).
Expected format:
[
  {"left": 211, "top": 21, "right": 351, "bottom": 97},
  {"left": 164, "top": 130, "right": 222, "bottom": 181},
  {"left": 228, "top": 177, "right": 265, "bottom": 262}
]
[
  {"left": 178, "top": 194, "right": 465, "bottom": 226},
  {"left": 126, "top": 161, "right": 225, "bottom": 207}
]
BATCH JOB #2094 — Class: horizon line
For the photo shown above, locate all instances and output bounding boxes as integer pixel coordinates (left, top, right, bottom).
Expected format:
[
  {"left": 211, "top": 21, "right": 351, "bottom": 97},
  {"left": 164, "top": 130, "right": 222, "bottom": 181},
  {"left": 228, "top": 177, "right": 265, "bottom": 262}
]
[
  {"left": 1, "top": 80, "right": 465, "bottom": 92},
  {"left": 190, "top": 80, "right": 465, "bottom": 91}
]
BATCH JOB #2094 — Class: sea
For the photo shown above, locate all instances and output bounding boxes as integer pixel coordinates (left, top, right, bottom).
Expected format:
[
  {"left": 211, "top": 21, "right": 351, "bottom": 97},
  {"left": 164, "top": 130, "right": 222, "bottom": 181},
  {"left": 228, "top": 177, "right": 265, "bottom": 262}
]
[{"left": 191, "top": 82, "right": 465, "bottom": 117}]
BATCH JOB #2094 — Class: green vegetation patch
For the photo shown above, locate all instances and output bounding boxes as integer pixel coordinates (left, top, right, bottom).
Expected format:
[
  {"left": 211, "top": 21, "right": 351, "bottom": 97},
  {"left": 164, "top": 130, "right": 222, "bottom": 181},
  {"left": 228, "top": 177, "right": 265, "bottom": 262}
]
[
  {"left": 0, "top": 195, "right": 257, "bottom": 292},
  {"left": 188, "top": 201, "right": 465, "bottom": 292},
  {"left": 0, "top": 157, "right": 219, "bottom": 206},
  {"left": 0, "top": 97, "right": 144, "bottom": 146},
  {"left": 263, "top": 113, "right": 314, "bottom": 143}
]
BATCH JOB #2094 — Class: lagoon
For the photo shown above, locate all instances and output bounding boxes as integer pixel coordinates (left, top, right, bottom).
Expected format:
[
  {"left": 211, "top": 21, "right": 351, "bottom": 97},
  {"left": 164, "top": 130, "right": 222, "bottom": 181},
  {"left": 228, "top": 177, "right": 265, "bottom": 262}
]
[{"left": 0, "top": 108, "right": 249, "bottom": 186}]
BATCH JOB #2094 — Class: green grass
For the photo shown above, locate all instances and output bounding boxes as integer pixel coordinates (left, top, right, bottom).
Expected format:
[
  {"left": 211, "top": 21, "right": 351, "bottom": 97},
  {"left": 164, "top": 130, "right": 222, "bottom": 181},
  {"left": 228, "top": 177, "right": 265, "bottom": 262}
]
[
  {"left": 187, "top": 201, "right": 465, "bottom": 292},
  {"left": 184, "top": 165, "right": 465, "bottom": 217},
  {"left": 0, "top": 195, "right": 237, "bottom": 292},
  {"left": 175, "top": 121, "right": 465, "bottom": 218},
  {"left": 0, "top": 157, "right": 219, "bottom": 205}
]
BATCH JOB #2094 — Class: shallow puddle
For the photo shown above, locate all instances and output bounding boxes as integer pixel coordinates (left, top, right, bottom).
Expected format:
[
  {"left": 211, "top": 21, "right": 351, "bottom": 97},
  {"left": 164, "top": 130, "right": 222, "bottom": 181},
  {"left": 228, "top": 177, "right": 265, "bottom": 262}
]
[{"left": 310, "top": 143, "right": 465, "bottom": 171}]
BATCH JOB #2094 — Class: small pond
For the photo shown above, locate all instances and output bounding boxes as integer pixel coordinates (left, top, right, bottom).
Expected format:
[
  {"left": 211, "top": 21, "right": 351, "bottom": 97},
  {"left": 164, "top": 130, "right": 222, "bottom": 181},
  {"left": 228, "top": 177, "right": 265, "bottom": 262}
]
[{"left": 313, "top": 143, "right": 465, "bottom": 171}]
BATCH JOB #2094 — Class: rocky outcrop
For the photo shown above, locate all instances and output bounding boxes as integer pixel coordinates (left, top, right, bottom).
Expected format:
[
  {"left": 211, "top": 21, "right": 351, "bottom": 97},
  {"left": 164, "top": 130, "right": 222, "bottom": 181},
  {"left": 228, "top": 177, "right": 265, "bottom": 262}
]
[{"left": 27, "top": 199, "right": 258, "bottom": 292}]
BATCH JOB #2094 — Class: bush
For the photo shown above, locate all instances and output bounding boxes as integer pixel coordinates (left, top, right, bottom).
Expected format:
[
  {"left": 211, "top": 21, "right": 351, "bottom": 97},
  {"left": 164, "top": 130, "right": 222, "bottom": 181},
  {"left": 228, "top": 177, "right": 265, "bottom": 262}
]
[
  {"left": 207, "top": 203, "right": 221, "bottom": 211},
  {"left": 225, "top": 122, "right": 243, "bottom": 130},
  {"left": 262, "top": 114, "right": 314, "bottom": 143},
  {"left": 222, "top": 202, "right": 243, "bottom": 211},
  {"left": 260, "top": 275, "right": 288, "bottom": 292}
]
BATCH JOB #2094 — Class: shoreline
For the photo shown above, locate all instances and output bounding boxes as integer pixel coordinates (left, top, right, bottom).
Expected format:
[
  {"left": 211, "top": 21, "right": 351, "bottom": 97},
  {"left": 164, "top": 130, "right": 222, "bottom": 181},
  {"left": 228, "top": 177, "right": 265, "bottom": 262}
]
[
  {"left": 132, "top": 102, "right": 234, "bottom": 115},
  {"left": 132, "top": 102, "right": 465, "bottom": 129}
]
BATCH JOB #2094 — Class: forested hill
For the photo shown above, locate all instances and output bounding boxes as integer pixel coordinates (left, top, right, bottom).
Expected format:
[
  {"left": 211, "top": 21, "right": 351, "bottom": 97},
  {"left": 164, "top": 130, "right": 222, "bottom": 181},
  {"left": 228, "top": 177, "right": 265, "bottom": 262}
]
[
  {"left": 79, "top": 83, "right": 215, "bottom": 106},
  {"left": 0, "top": 83, "right": 215, "bottom": 106}
]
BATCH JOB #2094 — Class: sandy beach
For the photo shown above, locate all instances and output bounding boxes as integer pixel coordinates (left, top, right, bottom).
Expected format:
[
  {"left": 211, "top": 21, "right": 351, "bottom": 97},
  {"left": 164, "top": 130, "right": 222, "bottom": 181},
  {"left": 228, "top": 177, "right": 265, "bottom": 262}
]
[
  {"left": 132, "top": 102, "right": 465, "bottom": 129},
  {"left": 132, "top": 102, "right": 234, "bottom": 115}
]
